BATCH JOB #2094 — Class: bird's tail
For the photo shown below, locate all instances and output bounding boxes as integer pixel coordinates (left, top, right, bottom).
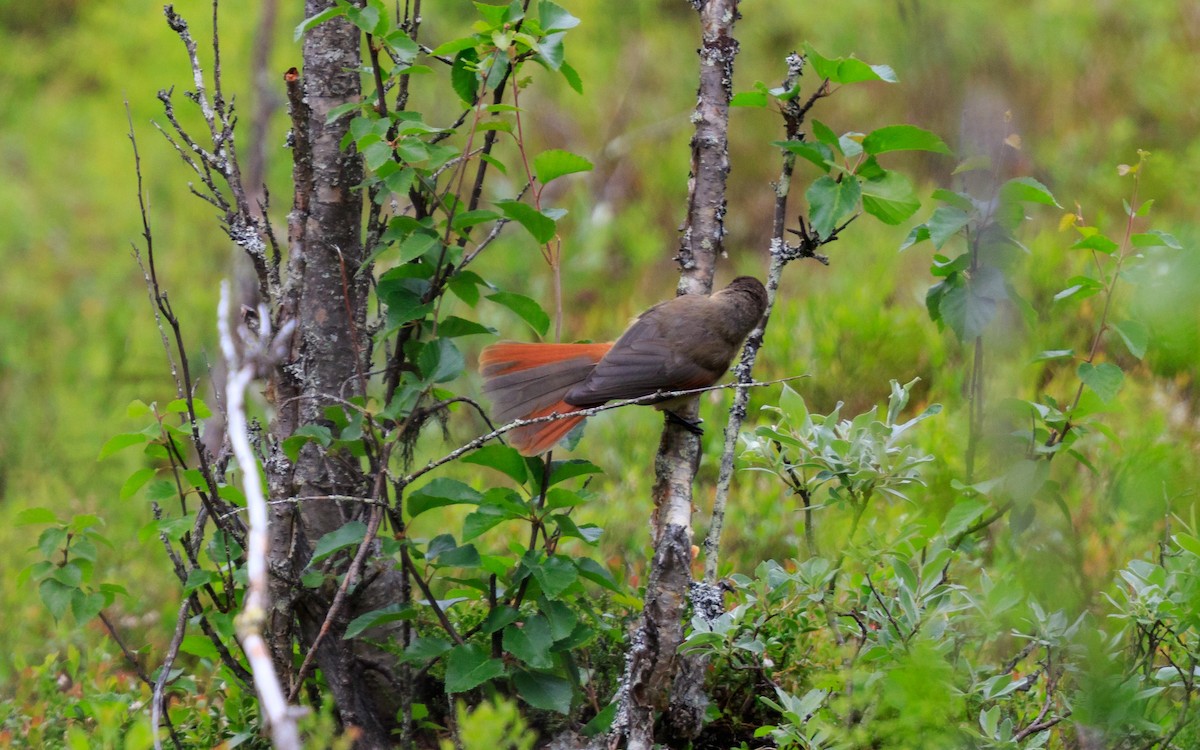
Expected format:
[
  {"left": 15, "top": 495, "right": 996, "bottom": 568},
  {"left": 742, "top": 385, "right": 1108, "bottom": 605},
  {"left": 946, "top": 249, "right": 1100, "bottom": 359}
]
[{"left": 480, "top": 342, "right": 612, "bottom": 455}]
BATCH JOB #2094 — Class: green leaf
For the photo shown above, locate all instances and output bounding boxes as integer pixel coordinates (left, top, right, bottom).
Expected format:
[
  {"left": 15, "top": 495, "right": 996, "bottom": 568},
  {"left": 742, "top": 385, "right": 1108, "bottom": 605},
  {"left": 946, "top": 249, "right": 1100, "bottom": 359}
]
[
  {"left": 345, "top": 604, "right": 416, "bottom": 639},
  {"left": 444, "top": 643, "right": 505, "bottom": 693},
  {"left": 531, "top": 555, "right": 578, "bottom": 597},
  {"left": 547, "top": 459, "right": 603, "bottom": 487},
  {"left": 937, "top": 266, "right": 1007, "bottom": 341},
  {"left": 942, "top": 498, "right": 989, "bottom": 539},
  {"left": 513, "top": 670, "right": 573, "bottom": 714},
  {"left": 862, "top": 125, "right": 951, "bottom": 156},
  {"left": 1071, "top": 234, "right": 1119, "bottom": 255},
  {"left": 408, "top": 478, "right": 483, "bottom": 518},
  {"left": 463, "top": 506, "right": 513, "bottom": 541},
  {"left": 1053, "top": 275, "right": 1103, "bottom": 303},
  {"left": 1130, "top": 230, "right": 1182, "bottom": 250},
  {"left": 98, "top": 432, "right": 151, "bottom": 461},
  {"left": 1077, "top": 362, "right": 1124, "bottom": 403},
  {"left": 438, "top": 316, "right": 496, "bottom": 338},
  {"left": 183, "top": 568, "right": 218, "bottom": 595},
  {"left": 860, "top": 170, "right": 920, "bottom": 225},
  {"left": 310, "top": 520, "right": 368, "bottom": 563},
  {"left": 559, "top": 60, "right": 583, "bottom": 94},
  {"left": 533, "top": 149, "right": 593, "bottom": 185},
  {"left": 803, "top": 43, "right": 896, "bottom": 84},
  {"left": 1034, "top": 349, "right": 1075, "bottom": 361},
  {"left": 437, "top": 543, "right": 481, "bottom": 568},
  {"left": 772, "top": 140, "right": 833, "bottom": 172},
  {"left": 582, "top": 701, "right": 618, "bottom": 736},
  {"left": 16, "top": 507, "right": 58, "bottom": 526},
  {"left": 463, "top": 445, "right": 528, "bottom": 484},
  {"left": 418, "top": 338, "right": 465, "bottom": 384},
  {"left": 576, "top": 557, "right": 619, "bottom": 591},
  {"left": 539, "top": 1, "right": 580, "bottom": 32},
  {"left": 806, "top": 175, "right": 861, "bottom": 239},
  {"left": 811, "top": 119, "right": 840, "bottom": 153},
  {"left": 451, "top": 48, "right": 481, "bottom": 104},
  {"left": 495, "top": 200, "right": 558, "bottom": 244},
  {"left": 731, "top": 90, "right": 769, "bottom": 108},
  {"left": 1000, "top": 177, "right": 1060, "bottom": 208},
  {"left": 451, "top": 209, "right": 501, "bottom": 232},
  {"left": 119, "top": 468, "right": 157, "bottom": 500},
  {"left": 503, "top": 615, "right": 553, "bottom": 668},
  {"left": 1113, "top": 320, "right": 1148, "bottom": 360},
  {"left": 1175, "top": 534, "right": 1200, "bottom": 558},
  {"left": 402, "top": 636, "right": 454, "bottom": 664},
  {"left": 39, "top": 578, "right": 74, "bottom": 621},
  {"left": 294, "top": 5, "right": 345, "bottom": 41},
  {"left": 487, "top": 291, "right": 551, "bottom": 337}
]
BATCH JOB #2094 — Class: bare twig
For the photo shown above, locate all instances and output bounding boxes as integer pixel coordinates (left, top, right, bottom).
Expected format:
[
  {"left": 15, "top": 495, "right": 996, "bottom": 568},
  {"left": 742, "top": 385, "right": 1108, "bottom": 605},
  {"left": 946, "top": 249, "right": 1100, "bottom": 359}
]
[
  {"left": 402, "top": 375, "right": 806, "bottom": 489},
  {"left": 152, "top": 597, "right": 192, "bottom": 750},
  {"left": 219, "top": 282, "right": 302, "bottom": 748}
]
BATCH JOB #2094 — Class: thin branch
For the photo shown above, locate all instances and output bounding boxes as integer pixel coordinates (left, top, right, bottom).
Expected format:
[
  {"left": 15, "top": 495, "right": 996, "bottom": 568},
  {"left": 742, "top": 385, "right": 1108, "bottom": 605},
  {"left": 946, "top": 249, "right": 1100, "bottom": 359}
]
[
  {"left": 401, "top": 375, "right": 807, "bottom": 488},
  {"left": 219, "top": 282, "right": 302, "bottom": 748},
  {"left": 151, "top": 597, "right": 191, "bottom": 750}
]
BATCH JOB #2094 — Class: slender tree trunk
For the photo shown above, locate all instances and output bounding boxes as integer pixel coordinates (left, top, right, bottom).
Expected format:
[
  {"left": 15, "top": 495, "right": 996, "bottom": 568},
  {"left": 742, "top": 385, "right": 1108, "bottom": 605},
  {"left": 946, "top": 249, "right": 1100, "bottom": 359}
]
[
  {"left": 265, "top": 3, "right": 407, "bottom": 745},
  {"left": 615, "top": 2, "right": 740, "bottom": 747}
]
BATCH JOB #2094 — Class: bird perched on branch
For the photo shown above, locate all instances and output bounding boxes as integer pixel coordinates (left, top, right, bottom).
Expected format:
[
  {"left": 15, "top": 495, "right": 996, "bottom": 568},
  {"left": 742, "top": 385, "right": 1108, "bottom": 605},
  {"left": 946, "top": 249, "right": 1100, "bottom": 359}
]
[{"left": 480, "top": 276, "right": 768, "bottom": 455}]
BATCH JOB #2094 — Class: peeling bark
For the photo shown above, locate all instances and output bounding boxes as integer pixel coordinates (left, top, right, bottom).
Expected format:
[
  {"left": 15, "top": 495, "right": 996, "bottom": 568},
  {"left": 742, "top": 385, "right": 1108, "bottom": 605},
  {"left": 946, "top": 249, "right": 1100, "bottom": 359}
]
[
  {"left": 264, "top": 4, "right": 407, "bottom": 745},
  {"left": 614, "top": 1, "right": 740, "bottom": 747}
]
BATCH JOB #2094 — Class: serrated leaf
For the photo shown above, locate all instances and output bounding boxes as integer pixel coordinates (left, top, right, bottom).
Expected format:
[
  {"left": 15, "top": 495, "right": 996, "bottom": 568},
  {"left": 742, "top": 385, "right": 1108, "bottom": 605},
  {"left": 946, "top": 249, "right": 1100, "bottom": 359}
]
[
  {"left": 418, "top": 338, "right": 465, "bottom": 384},
  {"left": 487, "top": 291, "right": 551, "bottom": 337},
  {"left": 942, "top": 498, "right": 989, "bottom": 539},
  {"left": 408, "top": 478, "right": 483, "bottom": 518},
  {"left": 1034, "top": 349, "right": 1075, "bottom": 362},
  {"left": 540, "top": 0, "right": 579, "bottom": 32},
  {"left": 462, "top": 445, "right": 528, "bottom": 484},
  {"left": 1000, "top": 177, "right": 1060, "bottom": 208},
  {"left": 444, "top": 643, "right": 505, "bottom": 693},
  {"left": 503, "top": 615, "right": 553, "bottom": 668},
  {"left": 1113, "top": 320, "right": 1148, "bottom": 359},
  {"left": 401, "top": 636, "right": 454, "bottom": 664},
  {"left": 1131, "top": 230, "right": 1182, "bottom": 250},
  {"left": 495, "top": 200, "right": 558, "bottom": 244},
  {"left": 16, "top": 507, "right": 58, "bottom": 526},
  {"left": 438, "top": 316, "right": 495, "bottom": 339},
  {"left": 547, "top": 459, "right": 603, "bottom": 487},
  {"left": 462, "top": 506, "right": 512, "bottom": 540},
  {"left": 39, "top": 578, "right": 74, "bottom": 621},
  {"left": 806, "top": 175, "right": 861, "bottom": 239},
  {"left": 1175, "top": 534, "right": 1200, "bottom": 558},
  {"left": 98, "top": 432, "right": 151, "bottom": 461},
  {"left": 513, "top": 670, "right": 573, "bottom": 714},
  {"left": 860, "top": 170, "right": 920, "bottom": 225},
  {"left": 731, "top": 90, "right": 769, "bottom": 108},
  {"left": 451, "top": 48, "right": 481, "bottom": 104},
  {"left": 772, "top": 140, "right": 833, "bottom": 172},
  {"left": 531, "top": 555, "right": 577, "bottom": 597},
  {"left": 294, "top": 5, "right": 345, "bottom": 41},
  {"left": 1071, "top": 234, "right": 1119, "bottom": 255},
  {"left": 862, "top": 125, "right": 951, "bottom": 156},
  {"left": 1077, "top": 362, "right": 1124, "bottom": 403},
  {"left": 533, "top": 149, "right": 593, "bottom": 185},
  {"left": 345, "top": 605, "right": 416, "bottom": 639},
  {"left": 310, "top": 520, "right": 368, "bottom": 563}
]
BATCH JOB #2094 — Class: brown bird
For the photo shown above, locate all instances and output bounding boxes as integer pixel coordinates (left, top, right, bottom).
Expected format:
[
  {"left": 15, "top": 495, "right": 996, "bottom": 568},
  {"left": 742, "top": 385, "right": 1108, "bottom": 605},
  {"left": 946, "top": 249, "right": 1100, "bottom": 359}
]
[{"left": 480, "top": 276, "right": 768, "bottom": 455}]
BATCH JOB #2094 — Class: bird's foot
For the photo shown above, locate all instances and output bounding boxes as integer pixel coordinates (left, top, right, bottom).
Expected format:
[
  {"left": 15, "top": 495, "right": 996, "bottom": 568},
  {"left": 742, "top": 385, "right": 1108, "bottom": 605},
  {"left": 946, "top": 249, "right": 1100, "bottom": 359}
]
[{"left": 665, "top": 410, "right": 704, "bottom": 437}]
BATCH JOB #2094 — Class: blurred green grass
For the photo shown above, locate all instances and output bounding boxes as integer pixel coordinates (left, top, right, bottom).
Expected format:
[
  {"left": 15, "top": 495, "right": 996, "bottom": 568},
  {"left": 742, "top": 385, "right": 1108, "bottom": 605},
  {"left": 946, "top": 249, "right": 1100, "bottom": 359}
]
[{"left": 1, "top": 0, "right": 1197, "bottom": 710}]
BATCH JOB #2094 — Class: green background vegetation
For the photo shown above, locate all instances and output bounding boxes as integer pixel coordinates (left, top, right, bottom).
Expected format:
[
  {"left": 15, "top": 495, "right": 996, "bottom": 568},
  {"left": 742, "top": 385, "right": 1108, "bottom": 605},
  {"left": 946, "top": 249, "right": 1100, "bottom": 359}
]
[{"left": 1, "top": 0, "right": 1197, "bottom": 744}]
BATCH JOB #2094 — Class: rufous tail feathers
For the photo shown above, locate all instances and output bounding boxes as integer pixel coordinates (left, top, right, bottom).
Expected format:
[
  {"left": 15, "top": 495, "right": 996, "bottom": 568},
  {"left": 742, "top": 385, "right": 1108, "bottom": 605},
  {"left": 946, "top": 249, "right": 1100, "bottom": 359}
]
[{"left": 480, "top": 342, "right": 612, "bottom": 455}]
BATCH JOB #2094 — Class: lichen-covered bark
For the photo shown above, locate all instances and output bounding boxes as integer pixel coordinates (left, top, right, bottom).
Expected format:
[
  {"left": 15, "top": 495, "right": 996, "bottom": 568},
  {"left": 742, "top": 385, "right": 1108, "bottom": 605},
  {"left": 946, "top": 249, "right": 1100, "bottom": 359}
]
[
  {"left": 616, "top": 1, "right": 740, "bottom": 747},
  {"left": 265, "top": 3, "right": 405, "bottom": 745}
]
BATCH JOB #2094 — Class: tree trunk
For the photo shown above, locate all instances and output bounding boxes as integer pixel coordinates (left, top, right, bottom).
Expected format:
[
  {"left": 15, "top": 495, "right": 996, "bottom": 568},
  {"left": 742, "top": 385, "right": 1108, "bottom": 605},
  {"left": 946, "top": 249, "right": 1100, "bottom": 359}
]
[
  {"left": 265, "top": 3, "right": 407, "bottom": 745},
  {"left": 615, "top": 1, "right": 740, "bottom": 747}
]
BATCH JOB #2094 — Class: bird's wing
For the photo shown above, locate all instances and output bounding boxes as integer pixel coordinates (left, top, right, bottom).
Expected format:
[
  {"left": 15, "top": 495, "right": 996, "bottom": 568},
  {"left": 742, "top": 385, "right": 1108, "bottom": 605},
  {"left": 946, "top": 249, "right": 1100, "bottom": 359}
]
[{"left": 563, "top": 304, "right": 719, "bottom": 406}]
